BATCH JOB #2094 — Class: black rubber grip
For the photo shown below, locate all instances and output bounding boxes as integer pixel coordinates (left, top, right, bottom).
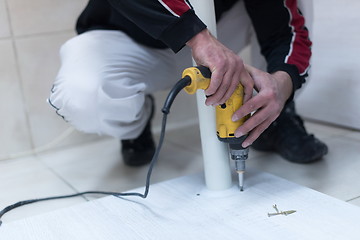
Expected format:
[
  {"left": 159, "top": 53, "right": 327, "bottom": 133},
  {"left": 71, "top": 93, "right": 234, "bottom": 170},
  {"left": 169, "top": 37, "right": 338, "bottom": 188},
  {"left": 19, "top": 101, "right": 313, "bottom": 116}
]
[{"left": 196, "top": 66, "right": 211, "bottom": 78}]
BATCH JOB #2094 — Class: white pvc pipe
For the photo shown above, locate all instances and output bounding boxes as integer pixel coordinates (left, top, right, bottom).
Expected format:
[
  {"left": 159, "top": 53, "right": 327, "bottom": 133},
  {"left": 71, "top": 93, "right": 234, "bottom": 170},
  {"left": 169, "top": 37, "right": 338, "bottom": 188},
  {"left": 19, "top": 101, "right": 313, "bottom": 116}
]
[{"left": 190, "top": 0, "right": 232, "bottom": 190}]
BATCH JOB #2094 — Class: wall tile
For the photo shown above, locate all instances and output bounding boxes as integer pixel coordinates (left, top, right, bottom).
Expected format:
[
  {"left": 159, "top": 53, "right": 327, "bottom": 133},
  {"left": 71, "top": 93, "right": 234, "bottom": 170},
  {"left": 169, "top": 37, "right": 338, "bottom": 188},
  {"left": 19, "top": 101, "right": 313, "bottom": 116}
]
[
  {"left": 15, "top": 31, "right": 102, "bottom": 149},
  {"left": 7, "top": 0, "right": 88, "bottom": 36},
  {"left": 0, "top": 39, "right": 32, "bottom": 158},
  {"left": 0, "top": 0, "right": 11, "bottom": 38},
  {"left": 297, "top": 0, "right": 360, "bottom": 130}
]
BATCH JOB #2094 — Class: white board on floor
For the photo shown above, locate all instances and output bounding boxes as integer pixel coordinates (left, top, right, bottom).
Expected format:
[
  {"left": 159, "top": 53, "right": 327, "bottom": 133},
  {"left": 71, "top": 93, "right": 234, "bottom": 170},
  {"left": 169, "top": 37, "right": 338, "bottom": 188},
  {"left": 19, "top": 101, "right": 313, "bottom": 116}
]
[{"left": 2, "top": 171, "right": 360, "bottom": 239}]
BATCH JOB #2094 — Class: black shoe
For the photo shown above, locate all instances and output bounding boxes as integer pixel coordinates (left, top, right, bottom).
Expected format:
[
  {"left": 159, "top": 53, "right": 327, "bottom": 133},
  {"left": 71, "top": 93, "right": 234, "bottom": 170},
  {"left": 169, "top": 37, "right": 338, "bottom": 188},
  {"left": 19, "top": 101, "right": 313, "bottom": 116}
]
[
  {"left": 252, "top": 101, "right": 328, "bottom": 163},
  {"left": 121, "top": 95, "right": 156, "bottom": 167}
]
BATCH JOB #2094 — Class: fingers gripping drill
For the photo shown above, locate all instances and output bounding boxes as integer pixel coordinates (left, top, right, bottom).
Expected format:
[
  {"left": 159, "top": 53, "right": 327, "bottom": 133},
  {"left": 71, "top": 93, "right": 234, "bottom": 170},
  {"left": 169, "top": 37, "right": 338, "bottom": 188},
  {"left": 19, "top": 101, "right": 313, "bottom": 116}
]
[{"left": 182, "top": 66, "right": 250, "bottom": 191}]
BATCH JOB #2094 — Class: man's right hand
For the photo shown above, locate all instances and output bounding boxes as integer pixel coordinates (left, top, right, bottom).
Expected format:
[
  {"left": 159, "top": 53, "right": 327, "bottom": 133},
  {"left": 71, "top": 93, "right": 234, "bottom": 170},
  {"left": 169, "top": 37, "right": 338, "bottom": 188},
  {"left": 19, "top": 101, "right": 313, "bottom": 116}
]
[{"left": 186, "top": 29, "right": 254, "bottom": 106}]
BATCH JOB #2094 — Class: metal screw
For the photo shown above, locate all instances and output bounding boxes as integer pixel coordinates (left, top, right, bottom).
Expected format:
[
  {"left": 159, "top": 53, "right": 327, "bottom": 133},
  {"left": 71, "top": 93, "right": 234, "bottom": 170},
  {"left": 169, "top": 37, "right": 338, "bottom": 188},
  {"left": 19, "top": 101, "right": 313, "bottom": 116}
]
[{"left": 268, "top": 204, "right": 296, "bottom": 217}]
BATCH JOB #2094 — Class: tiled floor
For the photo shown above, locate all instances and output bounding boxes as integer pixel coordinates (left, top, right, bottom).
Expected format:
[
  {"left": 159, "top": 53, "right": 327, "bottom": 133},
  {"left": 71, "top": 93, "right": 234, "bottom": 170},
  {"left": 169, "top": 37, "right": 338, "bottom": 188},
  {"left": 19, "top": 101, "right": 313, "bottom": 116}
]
[{"left": 0, "top": 120, "right": 359, "bottom": 223}]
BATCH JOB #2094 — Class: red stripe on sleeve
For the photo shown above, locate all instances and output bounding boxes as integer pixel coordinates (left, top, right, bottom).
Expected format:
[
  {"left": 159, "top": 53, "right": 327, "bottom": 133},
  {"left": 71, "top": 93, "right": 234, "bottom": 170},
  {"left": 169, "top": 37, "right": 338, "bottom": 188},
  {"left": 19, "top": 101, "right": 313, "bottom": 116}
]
[
  {"left": 284, "top": 0, "right": 312, "bottom": 75},
  {"left": 161, "top": 0, "right": 191, "bottom": 16}
]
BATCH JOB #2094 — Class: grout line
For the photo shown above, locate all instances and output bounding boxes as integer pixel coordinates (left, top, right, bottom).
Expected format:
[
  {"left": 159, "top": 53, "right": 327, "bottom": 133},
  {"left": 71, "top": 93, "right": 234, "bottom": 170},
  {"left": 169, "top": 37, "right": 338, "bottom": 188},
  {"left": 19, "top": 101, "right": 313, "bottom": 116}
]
[
  {"left": 35, "top": 136, "right": 114, "bottom": 157},
  {"left": 346, "top": 196, "right": 360, "bottom": 202},
  {"left": 13, "top": 29, "right": 76, "bottom": 40},
  {"left": 37, "top": 156, "right": 90, "bottom": 202},
  {"left": 0, "top": 135, "right": 111, "bottom": 162}
]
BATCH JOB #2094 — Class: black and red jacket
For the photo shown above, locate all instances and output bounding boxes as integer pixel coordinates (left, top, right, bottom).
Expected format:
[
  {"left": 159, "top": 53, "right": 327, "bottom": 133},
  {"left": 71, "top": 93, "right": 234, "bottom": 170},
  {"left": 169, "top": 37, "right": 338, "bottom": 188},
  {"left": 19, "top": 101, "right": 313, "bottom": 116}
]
[{"left": 76, "top": 0, "right": 311, "bottom": 90}]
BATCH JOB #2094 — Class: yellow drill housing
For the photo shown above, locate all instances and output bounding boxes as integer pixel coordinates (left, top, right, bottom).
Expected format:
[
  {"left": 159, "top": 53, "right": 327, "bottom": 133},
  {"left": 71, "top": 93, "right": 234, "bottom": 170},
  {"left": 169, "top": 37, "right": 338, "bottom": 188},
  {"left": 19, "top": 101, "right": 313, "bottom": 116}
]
[{"left": 182, "top": 66, "right": 248, "bottom": 142}]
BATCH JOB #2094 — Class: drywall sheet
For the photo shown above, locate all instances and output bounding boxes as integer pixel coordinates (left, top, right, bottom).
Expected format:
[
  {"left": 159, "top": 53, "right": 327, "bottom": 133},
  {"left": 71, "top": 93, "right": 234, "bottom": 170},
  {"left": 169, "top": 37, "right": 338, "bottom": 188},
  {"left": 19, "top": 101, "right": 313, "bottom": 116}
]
[{"left": 2, "top": 171, "right": 360, "bottom": 239}]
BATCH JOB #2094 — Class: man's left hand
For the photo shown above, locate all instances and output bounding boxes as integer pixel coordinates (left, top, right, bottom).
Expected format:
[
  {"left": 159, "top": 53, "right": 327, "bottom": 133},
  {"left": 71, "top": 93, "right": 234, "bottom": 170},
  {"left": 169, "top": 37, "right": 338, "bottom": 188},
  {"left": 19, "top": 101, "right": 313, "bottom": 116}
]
[{"left": 232, "top": 65, "right": 293, "bottom": 148}]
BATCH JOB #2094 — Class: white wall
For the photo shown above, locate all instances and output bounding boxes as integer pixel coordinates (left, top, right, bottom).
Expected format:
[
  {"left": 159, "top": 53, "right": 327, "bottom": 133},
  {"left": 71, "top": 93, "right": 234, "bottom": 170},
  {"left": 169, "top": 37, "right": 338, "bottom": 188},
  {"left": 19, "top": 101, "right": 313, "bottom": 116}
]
[
  {"left": 0, "top": 0, "right": 85, "bottom": 159},
  {"left": 297, "top": 0, "right": 360, "bottom": 130}
]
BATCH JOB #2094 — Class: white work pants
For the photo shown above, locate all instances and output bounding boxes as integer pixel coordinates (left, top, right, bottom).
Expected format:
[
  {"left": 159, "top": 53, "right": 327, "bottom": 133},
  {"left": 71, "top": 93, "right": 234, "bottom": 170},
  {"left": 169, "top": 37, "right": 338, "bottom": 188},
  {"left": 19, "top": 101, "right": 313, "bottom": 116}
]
[{"left": 49, "top": 0, "right": 312, "bottom": 140}]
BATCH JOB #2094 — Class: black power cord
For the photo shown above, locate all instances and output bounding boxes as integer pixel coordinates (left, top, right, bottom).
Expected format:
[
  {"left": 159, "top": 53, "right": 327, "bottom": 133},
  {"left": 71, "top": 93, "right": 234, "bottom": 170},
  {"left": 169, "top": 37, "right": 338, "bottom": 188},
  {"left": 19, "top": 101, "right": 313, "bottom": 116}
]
[{"left": 0, "top": 76, "right": 192, "bottom": 226}]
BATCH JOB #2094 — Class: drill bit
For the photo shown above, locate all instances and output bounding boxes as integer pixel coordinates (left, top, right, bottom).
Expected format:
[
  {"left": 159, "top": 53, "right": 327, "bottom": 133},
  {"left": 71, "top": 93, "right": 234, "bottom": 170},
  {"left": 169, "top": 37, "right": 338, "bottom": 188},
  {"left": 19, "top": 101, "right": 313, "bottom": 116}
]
[
  {"left": 235, "top": 159, "right": 245, "bottom": 191},
  {"left": 238, "top": 170, "right": 244, "bottom": 191},
  {"left": 229, "top": 143, "right": 248, "bottom": 191}
]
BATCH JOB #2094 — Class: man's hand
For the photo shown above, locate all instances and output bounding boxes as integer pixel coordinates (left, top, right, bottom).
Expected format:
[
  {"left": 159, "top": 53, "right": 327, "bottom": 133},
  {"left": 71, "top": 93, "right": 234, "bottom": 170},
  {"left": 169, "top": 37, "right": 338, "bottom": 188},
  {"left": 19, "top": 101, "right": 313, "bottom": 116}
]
[
  {"left": 186, "top": 29, "right": 254, "bottom": 105},
  {"left": 232, "top": 65, "right": 293, "bottom": 148}
]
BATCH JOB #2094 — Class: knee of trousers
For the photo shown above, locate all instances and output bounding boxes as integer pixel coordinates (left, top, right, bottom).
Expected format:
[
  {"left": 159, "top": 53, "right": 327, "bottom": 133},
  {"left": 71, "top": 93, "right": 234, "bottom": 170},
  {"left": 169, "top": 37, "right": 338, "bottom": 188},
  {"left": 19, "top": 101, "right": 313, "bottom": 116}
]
[{"left": 49, "top": 76, "right": 150, "bottom": 139}]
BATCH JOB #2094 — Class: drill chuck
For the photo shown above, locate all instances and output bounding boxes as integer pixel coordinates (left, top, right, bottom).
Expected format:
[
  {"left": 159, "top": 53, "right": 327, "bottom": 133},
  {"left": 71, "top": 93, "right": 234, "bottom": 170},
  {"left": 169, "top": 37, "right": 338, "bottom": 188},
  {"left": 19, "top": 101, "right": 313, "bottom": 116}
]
[
  {"left": 229, "top": 141, "right": 248, "bottom": 192},
  {"left": 231, "top": 148, "right": 248, "bottom": 162},
  {"left": 229, "top": 142, "right": 249, "bottom": 172}
]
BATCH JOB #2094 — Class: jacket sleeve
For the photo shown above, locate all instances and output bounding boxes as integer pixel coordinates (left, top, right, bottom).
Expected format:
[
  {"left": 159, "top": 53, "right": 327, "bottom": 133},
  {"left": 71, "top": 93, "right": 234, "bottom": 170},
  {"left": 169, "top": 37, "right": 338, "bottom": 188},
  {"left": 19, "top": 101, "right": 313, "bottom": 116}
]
[
  {"left": 244, "top": 0, "right": 312, "bottom": 92},
  {"left": 106, "top": 0, "right": 207, "bottom": 52}
]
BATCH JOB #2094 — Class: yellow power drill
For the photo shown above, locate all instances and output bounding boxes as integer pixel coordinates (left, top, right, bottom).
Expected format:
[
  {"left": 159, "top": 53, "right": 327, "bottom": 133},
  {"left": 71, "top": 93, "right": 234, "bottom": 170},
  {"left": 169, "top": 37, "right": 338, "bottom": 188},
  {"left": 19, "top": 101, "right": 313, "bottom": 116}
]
[{"left": 182, "top": 66, "right": 250, "bottom": 191}]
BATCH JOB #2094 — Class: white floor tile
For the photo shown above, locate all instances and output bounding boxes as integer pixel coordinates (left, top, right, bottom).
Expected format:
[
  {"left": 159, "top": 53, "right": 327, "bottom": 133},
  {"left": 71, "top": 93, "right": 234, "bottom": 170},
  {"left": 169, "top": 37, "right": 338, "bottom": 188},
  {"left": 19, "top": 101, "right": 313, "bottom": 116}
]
[
  {"left": 0, "top": 156, "right": 86, "bottom": 223},
  {"left": 166, "top": 123, "right": 267, "bottom": 159},
  {"left": 3, "top": 121, "right": 360, "bottom": 223},
  {"left": 165, "top": 124, "right": 202, "bottom": 154},
  {"left": 37, "top": 138, "right": 204, "bottom": 197},
  {"left": 304, "top": 121, "right": 352, "bottom": 139},
  {"left": 247, "top": 134, "right": 360, "bottom": 202},
  {"left": 343, "top": 130, "right": 360, "bottom": 142}
]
